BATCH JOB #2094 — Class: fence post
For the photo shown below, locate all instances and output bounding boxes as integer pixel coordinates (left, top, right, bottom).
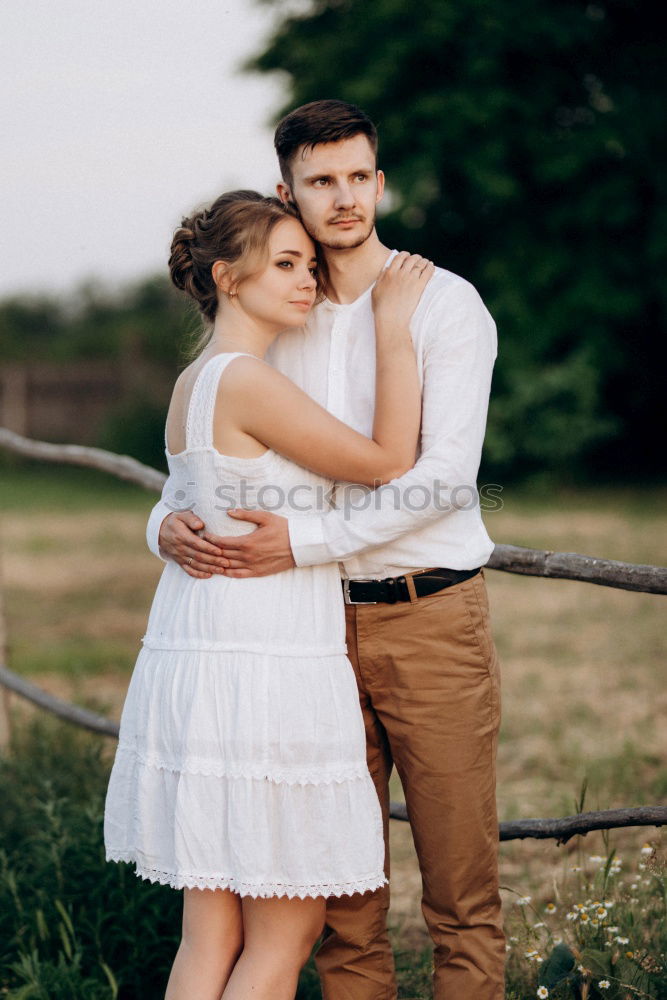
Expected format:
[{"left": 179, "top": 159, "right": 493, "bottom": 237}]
[
  {"left": 0, "top": 543, "right": 11, "bottom": 749},
  {"left": 0, "top": 366, "right": 29, "bottom": 436}
]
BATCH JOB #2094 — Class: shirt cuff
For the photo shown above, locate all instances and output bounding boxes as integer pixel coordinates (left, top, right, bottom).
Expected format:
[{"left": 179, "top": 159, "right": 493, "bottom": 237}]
[
  {"left": 287, "top": 516, "right": 329, "bottom": 568},
  {"left": 146, "top": 500, "right": 173, "bottom": 562}
]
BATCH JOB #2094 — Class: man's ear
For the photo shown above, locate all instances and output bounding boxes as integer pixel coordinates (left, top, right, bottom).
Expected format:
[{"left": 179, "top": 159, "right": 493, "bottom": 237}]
[
  {"left": 276, "top": 181, "right": 294, "bottom": 206},
  {"left": 375, "top": 169, "right": 386, "bottom": 205}
]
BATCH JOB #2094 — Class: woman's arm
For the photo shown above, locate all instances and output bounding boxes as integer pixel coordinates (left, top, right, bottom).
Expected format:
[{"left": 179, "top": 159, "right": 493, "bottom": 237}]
[
  {"left": 224, "top": 252, "right": 432, "bottom": 486},
  {"left": 369, "top": 251, "right": 429, "bottom": 480}
]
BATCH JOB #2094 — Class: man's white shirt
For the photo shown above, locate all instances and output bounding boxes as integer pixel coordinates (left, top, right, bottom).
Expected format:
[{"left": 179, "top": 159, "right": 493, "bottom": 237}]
[{"left": 146, "top": 258, "right": 497, "bottom": 580}]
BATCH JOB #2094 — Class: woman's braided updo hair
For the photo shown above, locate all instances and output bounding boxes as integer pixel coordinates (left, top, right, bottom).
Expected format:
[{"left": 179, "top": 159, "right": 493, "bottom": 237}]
[{"left": 169, "top": 190, "right": 301, "bottom": 324}]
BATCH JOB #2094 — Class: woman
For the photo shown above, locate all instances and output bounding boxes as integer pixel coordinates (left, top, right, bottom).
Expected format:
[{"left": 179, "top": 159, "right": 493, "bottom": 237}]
[{"left": 104, "top": 190, "right": 433, "bottom": 1000}]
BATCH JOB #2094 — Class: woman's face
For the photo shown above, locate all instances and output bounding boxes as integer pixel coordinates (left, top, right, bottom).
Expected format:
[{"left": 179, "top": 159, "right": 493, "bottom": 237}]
[{"left": 234, "top": 217, "right": 318, "bottom": 330}]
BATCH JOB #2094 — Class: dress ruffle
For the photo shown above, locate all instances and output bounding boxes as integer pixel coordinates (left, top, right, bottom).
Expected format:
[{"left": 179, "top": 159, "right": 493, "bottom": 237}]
[
  {"left": 112, "top": 646, "right": 369, "bottom": 781},
  {"left": 105, "top": 754, "right": 385, "bottom": 899},
  {"left": 111, "top": 744, "right": 369, "bottom": 785}
]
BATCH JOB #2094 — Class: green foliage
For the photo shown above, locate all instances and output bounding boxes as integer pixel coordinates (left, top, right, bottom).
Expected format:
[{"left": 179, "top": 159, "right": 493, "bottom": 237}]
[
  {"left": 249, "top": 0, "right": 666, "bottom": 481},
  {"left": 0, "top": 277, "right": 190, "bottom": 365},
  {"left": 538, "top": 941, "right": 577, "bottom": 991},
  {"left": 7, "top": 946, "right": 114, "bottom": 1000},
  {"left": 96, "top": 394, "right": 169, "bottom": 472},
  {"left": 0, "top": 719, "right": 182, "bottom": 999},
  {"left": 505, "top": 842, "right": 667, "bottom": 998}
]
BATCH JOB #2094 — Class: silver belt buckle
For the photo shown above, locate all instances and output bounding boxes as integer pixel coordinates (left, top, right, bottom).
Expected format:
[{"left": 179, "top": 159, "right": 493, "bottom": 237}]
[{"left": 343, "top": 579, "right": 377, "bottom": 606}]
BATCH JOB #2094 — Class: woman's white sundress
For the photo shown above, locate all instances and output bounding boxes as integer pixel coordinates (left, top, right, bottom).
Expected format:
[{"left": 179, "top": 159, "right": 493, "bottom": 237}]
[{"left": 104, "top": 352, "right": 386, "bottom": 899}]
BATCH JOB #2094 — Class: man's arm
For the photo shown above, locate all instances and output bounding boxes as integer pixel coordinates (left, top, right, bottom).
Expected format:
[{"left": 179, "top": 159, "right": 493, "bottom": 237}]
[
  {"left": 287, "top": 277, "right": 496, "bottom": 566},
  {"left": 146, "top": 499, "right": 174, "bottom": 562},
  {"left": 212, "top": 278, "right": 496, "bottom": 577},
  {"left": 146, "top": 491, "right": 226, "bottom": 580}
]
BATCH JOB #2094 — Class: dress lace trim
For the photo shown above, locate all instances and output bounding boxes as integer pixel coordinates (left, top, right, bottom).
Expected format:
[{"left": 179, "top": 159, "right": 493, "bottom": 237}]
[
  {"left": 106, "top": 852, "right": 387, "bottom": 899},
  {"left": 114, "top": 744, "right": 370, "bottom": 785},
  {"left": 141, "top": 636, "right": 347, "bottom": 657}
]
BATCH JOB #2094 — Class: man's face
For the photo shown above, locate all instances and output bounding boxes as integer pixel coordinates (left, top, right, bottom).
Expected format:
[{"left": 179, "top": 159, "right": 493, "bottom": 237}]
[{"left": 279, "top": 134, "right": 385, "bottom": 251}]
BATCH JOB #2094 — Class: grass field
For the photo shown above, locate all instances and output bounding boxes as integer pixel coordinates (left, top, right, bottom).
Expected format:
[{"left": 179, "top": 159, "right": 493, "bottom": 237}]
[{"left": 1, "top": 465, "right": 665, "bottom": 993}]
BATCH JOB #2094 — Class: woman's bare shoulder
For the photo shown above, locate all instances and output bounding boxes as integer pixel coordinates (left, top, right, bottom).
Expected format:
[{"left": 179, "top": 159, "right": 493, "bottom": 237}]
[{"left": 217, "top": 354, "right": 292, "bottom": 395}]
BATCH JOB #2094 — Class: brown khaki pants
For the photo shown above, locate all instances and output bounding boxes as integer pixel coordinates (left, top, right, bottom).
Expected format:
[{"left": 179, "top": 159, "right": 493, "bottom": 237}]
[{"left": 315, "top": 570, "right": 505, "bottom": 1000}]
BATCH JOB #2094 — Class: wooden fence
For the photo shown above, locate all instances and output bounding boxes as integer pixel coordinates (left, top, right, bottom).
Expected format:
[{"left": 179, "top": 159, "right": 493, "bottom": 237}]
[
  {"left": 0, "top": 361, "right": 172, "bottom": 445},
  {"left": 1, "top": 427, "right": 666, "bottom": 844}
]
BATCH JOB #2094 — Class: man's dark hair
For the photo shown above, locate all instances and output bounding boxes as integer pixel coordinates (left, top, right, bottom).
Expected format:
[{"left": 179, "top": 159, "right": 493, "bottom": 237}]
[{"left": 274, "top": 99, "right": 378, "bottom": 185}]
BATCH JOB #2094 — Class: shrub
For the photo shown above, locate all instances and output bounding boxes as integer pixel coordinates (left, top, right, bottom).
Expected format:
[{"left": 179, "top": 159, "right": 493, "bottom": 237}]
[{"left": 0, "top": 719, "right": 181, "bottom": 998}]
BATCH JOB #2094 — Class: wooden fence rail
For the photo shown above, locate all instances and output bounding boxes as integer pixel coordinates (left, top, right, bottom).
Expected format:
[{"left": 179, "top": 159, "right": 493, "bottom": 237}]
[
  {"left": 1, "top": 428, "right": 666, "bottom": 842},
  {"left": 2, "top": 428, "right": 666, "bottom": 594},
  {"left": 0, "top": 427, "right": 165, "bottom": 491}
]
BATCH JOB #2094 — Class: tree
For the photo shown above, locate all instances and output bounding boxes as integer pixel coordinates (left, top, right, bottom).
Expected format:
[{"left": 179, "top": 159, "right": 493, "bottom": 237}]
[{"left": 250, "top": 0, "right": 666, "bottom": 481}]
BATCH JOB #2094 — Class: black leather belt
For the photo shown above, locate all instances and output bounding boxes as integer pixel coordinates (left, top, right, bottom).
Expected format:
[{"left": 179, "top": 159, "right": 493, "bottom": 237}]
[{"left": 342, "top": 567, "right": 481, "bottom": 605}]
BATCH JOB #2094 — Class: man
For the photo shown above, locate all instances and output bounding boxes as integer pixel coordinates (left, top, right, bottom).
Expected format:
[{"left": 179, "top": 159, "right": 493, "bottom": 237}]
[{"left": 147, "top": 100, "right": 504, "bottom": 999}]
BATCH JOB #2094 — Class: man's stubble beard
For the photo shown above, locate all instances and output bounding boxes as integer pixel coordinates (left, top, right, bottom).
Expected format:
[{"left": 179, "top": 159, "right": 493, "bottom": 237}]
[{"left": 292, "top": 202, "right": 377, "bottom": 252}]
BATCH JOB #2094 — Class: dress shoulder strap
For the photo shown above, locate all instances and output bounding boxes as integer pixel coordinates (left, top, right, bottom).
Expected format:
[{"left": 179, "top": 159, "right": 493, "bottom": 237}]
[{"left": 185, "top": 352, "right": 255, "bottom": 450}]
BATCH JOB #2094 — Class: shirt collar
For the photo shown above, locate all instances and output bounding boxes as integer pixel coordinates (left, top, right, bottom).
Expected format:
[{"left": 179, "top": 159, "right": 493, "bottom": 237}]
[{"left": 323, "top": 250, "right": 398, "bottom": 311}]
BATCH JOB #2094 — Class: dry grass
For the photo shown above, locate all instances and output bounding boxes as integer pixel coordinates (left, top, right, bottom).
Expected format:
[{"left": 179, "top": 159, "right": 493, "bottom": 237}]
[{"left": 1, "top": 472, "right": 665, "bottom": 962}]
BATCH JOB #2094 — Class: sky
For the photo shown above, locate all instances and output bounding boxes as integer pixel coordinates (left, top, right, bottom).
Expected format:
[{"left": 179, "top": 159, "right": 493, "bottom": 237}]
[{"left": 0, "top": 0, "right": 288, "bottom": 297}]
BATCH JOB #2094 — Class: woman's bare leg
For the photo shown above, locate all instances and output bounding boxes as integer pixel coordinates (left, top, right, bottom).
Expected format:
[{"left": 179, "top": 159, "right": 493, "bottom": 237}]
[
  {"left": 222, "top": 895, "right": 325, "bottom": 1000},
  {"left": 165, "top": 888, "right": 243, "bottom": 1000}
]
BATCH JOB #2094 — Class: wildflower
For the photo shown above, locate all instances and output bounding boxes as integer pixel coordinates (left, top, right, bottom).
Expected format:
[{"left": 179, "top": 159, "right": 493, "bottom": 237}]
[
  {"left": 598, "top": 980, "right": 610, "bottom": 989},
  {"left": 510, "top": 936, "right": 519, "bottom": 943},
  {"left": 603, "top": 901, "right": 614, "bottom": 908},
  {"left": 537, "top": 988, "right": 549, "bottom": 999},
  {"left": 596, "top": 907, "right": 607, "bottom": 919},
  {"left": 579, "top": 911, "right": 590, "bottom": 922},
  {"left": 570, "top": 865, "right": 581, "bottom": 872},
  {"left": 591, "top": 918, "right": 599, "bottom": 927},
  {"left": 534, "top": 921, "right": 546, "bottom": 928},
  {"left": 607, "top": 926, "right": 619, "bottom": 933},
  {"left": 616, "top": 936, "right": 629, "bottom": 945},
  {"left": 566, "top": 911, "right": 577, "bottom": 921},
  {"left": 630, "top": 882, "right": 639, "bottom": 890},
  {"left": 589, "top": 855, "right": 605, "bottom": 863},
  {"left": 505, "top": 944, "right": 512, "bottom": 952},
  {"left": 525, "top": 949, "right": 539, "bottom": 960},
  {"left": 545, "top": 902, "right": 557, "bottom": 913},
  {"left": 638, "top": 862, "right": 646, "bottom": 871},
  {"left": 516, "top": 895, "right": 532, "bottom": 906},
  {"left": 626, "top": 951, "right": 634, "bottom": 959},
  {"left": 640, "top": 844, "right": 653, "bottom": 856}
]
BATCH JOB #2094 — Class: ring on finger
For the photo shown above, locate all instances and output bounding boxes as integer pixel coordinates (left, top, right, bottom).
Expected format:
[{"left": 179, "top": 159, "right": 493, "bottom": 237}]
[{"left": 187, "top": 557, "right": 193, "bottom": 566}]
